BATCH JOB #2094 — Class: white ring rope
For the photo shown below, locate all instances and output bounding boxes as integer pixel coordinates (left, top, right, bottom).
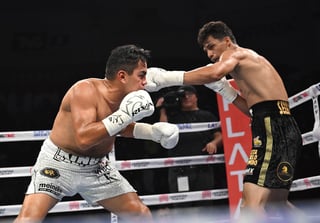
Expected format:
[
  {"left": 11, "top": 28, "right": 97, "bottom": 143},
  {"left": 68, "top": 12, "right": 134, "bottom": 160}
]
[
  {"left": 289, "top": 82, "right": 320, "bottom": 145},
  {"left": 0, "top": 154, "right": 225, "bottom": 178},
  {"left": 0, "top": 82, "right": 319, "bottom": 218},
  {"left": 1, "top": 174, "right": 320, "bottom": 217},
  {"left": 0, "top": 189, "right": 229, "bottom": 217},
  {"left": 0, "top": 122, "right": 220, "bottom": 142},
  {"left": 0, "top": 130, "right": 51, "bottom": 142}
]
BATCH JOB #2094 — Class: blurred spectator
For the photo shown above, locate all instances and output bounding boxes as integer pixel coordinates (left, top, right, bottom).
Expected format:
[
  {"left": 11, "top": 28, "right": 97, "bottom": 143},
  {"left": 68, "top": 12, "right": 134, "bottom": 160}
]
[{"left": 156, "top": 85, "right": 226, "bottom": 207}]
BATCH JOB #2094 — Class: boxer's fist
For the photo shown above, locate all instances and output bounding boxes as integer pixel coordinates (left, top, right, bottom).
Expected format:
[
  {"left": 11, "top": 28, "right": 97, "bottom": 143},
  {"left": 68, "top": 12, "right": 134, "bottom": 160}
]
[
  {"left": 151, "top": 122, "right": 179, "bottom": 149},
  {"left": 119, "top": 90, "right": 154, "bottom": 122},
  {"left": 133, "top": 122, "right": 179, "bottom": 149},
  {"left": 145, "top": 67, "right": 184, "bottom": 92},
  {"left": 102, "top": 90, "right": 154, "bottom": 136}
]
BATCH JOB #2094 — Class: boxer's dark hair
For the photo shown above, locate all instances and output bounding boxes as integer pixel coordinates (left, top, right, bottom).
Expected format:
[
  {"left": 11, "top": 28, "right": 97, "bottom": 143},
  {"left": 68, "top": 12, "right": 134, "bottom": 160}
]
[
  {"left": 197, "top": 21, "right": 237, "bottom": 46},
  {"left": 105, "top": 44, "right": 151, "bottom": 80}
]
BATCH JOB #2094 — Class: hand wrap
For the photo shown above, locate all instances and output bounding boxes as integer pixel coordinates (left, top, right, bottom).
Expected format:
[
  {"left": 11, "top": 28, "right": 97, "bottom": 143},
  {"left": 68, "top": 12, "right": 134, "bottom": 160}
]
[{"left": 205, "top": 77, "right": 238, "bottom": 103}]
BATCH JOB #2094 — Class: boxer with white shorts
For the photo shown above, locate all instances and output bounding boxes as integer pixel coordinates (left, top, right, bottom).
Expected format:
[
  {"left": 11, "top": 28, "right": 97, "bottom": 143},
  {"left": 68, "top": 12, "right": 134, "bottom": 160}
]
[
  {"left": 27, "top": 137, "right": 136, "bottom": 204},
  {"left": 14, "top": 44, "right": 179, "bottom": 223}
]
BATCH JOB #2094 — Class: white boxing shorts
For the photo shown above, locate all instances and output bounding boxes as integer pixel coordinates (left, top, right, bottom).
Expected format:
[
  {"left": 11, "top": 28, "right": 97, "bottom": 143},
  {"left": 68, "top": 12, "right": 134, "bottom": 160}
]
[{"left": 26, "top": 138, "right": 136, "bottom": 204}]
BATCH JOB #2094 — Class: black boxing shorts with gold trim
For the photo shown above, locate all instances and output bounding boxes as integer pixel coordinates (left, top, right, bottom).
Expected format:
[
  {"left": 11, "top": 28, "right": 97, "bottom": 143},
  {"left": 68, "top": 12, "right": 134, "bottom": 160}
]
[{"left": 244, "top": 100, "right": 302, "bottom": 189}]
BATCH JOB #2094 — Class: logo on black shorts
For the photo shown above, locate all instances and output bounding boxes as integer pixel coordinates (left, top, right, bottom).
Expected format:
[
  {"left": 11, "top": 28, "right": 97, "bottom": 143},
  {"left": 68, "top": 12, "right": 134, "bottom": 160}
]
[
  {"left": 253, "top": 136, "right": 262, "bottom": 148},
  {"left": 40, "top": 167, "right": 60, "bottom": 178},
  {"left": 277, "top": 162, "right": 293, "bottom": 181}
]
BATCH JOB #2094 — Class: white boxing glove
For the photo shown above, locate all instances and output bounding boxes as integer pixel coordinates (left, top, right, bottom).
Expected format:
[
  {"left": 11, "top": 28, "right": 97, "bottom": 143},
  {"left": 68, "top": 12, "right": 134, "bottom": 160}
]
[
  {"left": 102, "top": 90, "right": 155, "bottom": 136},
  {"left": 145, "top": 67, "right": 184, "bottom": 92},
  {"left": 133, "top": 122, "right": 179, "bottom": 149},
  {"left": 205, "top": 77, "right": 238, "bottom": 103}
]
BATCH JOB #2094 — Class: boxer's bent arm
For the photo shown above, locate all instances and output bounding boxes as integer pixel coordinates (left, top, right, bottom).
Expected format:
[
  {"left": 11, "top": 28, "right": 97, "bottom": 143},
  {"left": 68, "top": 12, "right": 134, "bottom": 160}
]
[{"left": 233, "top": 95, "right": 250, "bottom": 117}]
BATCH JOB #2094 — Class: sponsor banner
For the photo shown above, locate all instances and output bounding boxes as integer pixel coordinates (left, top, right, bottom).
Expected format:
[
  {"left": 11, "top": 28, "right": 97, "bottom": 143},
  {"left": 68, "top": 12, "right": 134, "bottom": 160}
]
[{"left": 216, "top": 80, "right": 252, "bottom": 219}]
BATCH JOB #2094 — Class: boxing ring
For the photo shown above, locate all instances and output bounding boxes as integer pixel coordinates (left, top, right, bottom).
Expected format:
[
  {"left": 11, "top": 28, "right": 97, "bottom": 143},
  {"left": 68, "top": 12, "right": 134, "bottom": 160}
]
[{"left": 0, "top": 82, "right": 320, "bottom": 222}]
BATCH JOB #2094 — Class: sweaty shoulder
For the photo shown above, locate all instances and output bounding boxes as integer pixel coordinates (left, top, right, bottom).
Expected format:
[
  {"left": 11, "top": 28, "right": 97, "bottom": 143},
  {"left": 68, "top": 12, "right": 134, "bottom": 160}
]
[
  {"left": 231, "top": 48, "right": 267, "bottom": 73},
  {"left": 220, "top": 47, "right": 258, "bottom": 68},
  {"left": 73, "top": 78, "right": 98, "bottom": 89},
  {"left": 60, "top": 79, "right": 98, "bottom": 111},
  {"left": 72, "top": 78, "right": 101, "bottom": 95},
  {"left": 65, "top": 79, "right": 103, "bottom": 106},
  {"left": 233, "top": 47, "right": 260, "bottom": 61}
]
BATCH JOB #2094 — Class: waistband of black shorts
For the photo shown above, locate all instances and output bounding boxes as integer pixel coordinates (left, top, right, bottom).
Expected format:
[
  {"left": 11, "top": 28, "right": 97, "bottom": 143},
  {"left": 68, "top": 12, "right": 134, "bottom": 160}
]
[
  {"left": 43, "top": 138, "right": 103, "bottom": 167},
  {"left": 250, "top": 100, "right": 291, "bottom": 116}
]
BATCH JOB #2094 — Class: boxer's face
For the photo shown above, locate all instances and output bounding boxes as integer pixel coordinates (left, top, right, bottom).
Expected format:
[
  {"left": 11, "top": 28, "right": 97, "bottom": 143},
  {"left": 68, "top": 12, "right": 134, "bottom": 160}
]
[
  {"left": 203, "top": 36, "right": 229, "bottom": 63},
  {"left": 125, "top": 60, "right": 147, "bottom": 92}
]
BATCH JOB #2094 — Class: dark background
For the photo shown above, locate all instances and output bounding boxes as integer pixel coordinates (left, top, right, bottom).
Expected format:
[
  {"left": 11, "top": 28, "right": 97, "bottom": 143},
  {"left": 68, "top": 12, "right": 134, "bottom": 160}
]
[{"left": 1, "top": 0, "right": 319, "bottom": 213}]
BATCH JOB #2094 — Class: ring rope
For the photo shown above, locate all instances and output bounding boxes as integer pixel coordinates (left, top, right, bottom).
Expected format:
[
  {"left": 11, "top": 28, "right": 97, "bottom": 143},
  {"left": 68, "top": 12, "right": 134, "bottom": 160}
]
[
  {"left": 0, "top": 154, "right": 225, "bottom": 178},
  {"left": 0, "top": 175, "right": 319, "bottom": 217},
  {"left": 0, "top": 122, "right": 221, "bottom": 143},
  {"left": 0, "top": 189, "right": 229, "bottom": 216},
  {"left": 288, "top": 82, "right": 320, "bottom": 108}
]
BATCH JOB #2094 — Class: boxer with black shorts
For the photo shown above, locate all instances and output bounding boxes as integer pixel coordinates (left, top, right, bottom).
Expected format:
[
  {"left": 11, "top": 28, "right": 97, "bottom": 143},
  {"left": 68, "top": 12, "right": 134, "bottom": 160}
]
[
  {"left": 245, "top": 100, "right": 301, "bottom": 190},
  {"left": 14, "top": 44, "right": 179, "bottom": 223},
  {"left": 145, "top": 21, "right": 303, "bottom": 219}
]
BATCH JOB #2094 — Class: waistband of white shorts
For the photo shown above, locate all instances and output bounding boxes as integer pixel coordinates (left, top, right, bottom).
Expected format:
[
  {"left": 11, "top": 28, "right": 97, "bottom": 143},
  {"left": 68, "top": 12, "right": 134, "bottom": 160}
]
[{"left": 42, "top": 138, "right": 103, "bottom": 167}]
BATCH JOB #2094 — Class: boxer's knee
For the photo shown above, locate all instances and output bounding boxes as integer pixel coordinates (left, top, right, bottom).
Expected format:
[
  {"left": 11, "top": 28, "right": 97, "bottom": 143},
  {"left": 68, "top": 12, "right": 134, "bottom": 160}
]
[
  {"left": 127, "top": 199, "right": 151, "bottom": 216},
  {"left": 119, "top": 200, "right": 153, "bottom": 222}
]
